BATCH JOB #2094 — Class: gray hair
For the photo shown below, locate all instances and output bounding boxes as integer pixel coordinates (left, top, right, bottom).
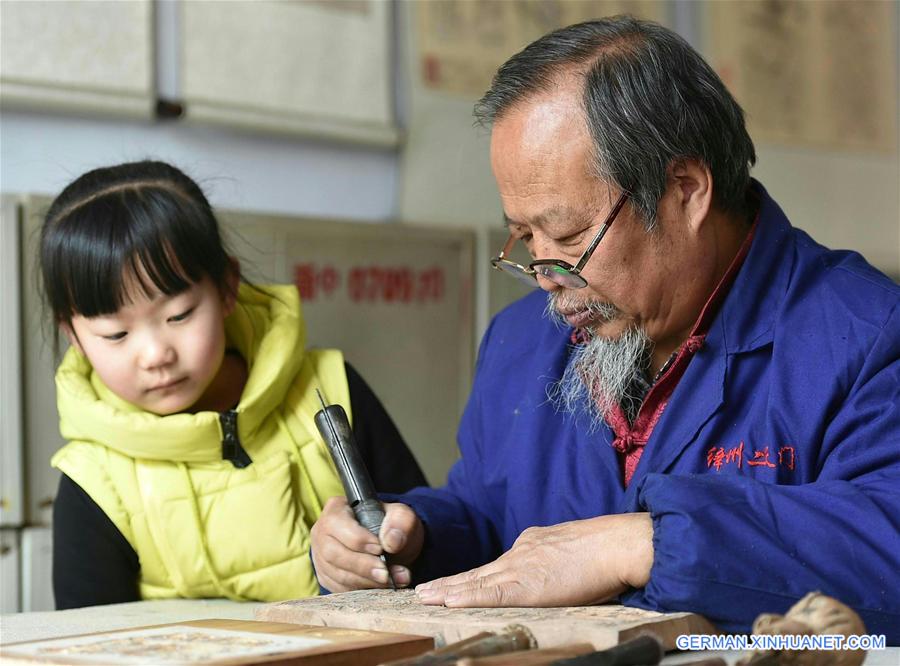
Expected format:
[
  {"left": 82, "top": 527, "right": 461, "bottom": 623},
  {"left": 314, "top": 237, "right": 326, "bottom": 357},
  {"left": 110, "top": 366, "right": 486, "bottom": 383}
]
[{"left": 474, "top": 16, "right": 756, "bottom": 228}]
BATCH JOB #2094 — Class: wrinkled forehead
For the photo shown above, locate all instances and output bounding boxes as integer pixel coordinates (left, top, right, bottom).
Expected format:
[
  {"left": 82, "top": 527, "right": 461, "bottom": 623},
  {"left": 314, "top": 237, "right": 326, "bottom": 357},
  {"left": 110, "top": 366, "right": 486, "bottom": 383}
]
[
  {"left": 491, "top": 87, "right": 587, "bottom": 154},
  {"left": 490, "top": 90, "right": 597, "bottom": 192},
  {"left": 490, "top": 102, "right": 616, "bottom": 228}
]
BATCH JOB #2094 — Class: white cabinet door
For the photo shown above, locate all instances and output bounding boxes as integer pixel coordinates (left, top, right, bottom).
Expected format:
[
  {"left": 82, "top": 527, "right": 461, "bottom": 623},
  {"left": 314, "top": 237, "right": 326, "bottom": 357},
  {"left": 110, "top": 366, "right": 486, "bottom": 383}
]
[
  {"left": 22, "top": 526, "right": 54, "bottom": 612},
  {"left": 0, "top": 0, "right": 154, "bottom": 118},
  {"left": 0, "top": 197, "right": 24, "bottom": 527},
  {"left": 181, "top": 1, "right": 397, "bottom": 146},
  {"left": 1, "top": 529, "right": 21, "bottom": 613},
  {"left": 20, "top": 196, "right": 64, "bottom": 527}
]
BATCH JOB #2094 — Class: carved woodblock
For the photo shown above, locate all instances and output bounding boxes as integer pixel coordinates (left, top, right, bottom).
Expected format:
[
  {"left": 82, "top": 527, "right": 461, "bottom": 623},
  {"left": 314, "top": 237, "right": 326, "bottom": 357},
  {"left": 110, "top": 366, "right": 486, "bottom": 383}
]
[{"left": 256, "top": 590, "right": 717, "bottom": 650}]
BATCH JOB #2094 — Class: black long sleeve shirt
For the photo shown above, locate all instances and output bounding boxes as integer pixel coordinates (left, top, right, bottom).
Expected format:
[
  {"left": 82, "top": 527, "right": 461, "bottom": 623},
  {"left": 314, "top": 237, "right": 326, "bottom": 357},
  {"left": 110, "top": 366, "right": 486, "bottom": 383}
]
[{"left": 53, "top": 363, "right": 427, "bottom": 609}]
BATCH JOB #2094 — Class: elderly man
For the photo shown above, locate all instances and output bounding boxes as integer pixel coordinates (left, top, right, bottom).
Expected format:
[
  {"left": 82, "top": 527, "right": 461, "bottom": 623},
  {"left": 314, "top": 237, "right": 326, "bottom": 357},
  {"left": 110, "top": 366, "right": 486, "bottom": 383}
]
[{"left": 311, "top": 16, "right": 899, "bottom": 639}]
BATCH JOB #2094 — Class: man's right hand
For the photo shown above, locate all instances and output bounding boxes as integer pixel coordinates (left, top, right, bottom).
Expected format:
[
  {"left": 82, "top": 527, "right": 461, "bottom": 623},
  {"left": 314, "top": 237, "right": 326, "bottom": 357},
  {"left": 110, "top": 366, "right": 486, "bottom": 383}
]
[{"left": 311, "top": 497, "right": 424, "bottom": 592}]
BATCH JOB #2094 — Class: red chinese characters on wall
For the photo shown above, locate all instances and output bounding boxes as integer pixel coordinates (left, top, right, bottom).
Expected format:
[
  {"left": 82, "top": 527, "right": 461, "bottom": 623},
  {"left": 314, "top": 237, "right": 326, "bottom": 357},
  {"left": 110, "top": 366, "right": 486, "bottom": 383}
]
[
  {"left": 293, "top": 263, "right": 445, "bottom": 304},
  {"left": 294, "top": 264, "right": 340, "bottom": 301},
  {"left": 706, "top": 442, "right": 796, "bottom": 472}
]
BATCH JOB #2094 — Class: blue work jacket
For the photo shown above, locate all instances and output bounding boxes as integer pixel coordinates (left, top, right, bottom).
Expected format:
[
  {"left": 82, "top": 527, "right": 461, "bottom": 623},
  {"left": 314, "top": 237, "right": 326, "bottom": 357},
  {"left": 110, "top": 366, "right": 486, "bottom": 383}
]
[{"left": 388, "top": 183, "right": 900, "bottom": 641}]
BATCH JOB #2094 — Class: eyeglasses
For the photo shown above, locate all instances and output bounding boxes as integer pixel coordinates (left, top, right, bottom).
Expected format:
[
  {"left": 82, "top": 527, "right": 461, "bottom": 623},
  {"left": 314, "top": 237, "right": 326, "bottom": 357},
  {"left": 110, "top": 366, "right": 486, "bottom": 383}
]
[{"left": 491, "top": 191, "right": 630, "bottom": 289}]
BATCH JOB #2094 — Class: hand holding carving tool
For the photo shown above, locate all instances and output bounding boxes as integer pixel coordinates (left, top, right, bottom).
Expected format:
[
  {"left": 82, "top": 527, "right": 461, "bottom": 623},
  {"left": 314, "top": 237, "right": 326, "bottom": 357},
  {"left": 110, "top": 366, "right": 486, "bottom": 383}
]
[{"left": 314, "top": 389, "right": 396, "bottom": 590}]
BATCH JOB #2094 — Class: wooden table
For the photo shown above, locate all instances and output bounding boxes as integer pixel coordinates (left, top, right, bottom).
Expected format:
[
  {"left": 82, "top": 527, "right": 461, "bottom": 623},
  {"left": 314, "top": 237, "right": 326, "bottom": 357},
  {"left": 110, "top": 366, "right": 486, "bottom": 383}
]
[{"left": 2, "top": 600, "right": 897, "bottom": 665}]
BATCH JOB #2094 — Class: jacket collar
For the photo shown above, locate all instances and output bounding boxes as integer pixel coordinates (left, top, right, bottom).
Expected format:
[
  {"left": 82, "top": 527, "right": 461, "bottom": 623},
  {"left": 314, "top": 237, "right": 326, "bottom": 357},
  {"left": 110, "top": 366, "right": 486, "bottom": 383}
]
[{"left": 714, "top": 179, "right": 796, "bottom": 355}]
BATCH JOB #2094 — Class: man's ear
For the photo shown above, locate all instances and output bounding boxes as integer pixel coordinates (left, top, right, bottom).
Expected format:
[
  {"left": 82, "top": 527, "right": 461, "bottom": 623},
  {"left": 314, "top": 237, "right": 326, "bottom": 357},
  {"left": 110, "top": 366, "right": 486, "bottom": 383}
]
[
  {"left": 666, "top": 159, "right": 713, "bottom": 233},
  {"left": 61, "top": 323, "right": 84, "bottom": 354},
  {"left": 222, "top": 256, "right": 241, "bottom": 316}
]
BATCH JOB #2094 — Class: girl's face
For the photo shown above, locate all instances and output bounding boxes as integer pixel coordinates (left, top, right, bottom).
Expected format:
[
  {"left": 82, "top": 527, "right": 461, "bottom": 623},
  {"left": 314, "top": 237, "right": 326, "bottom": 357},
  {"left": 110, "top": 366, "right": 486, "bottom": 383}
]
[{"left": 65, "top": 274, "right": 237, "bottom": 415}]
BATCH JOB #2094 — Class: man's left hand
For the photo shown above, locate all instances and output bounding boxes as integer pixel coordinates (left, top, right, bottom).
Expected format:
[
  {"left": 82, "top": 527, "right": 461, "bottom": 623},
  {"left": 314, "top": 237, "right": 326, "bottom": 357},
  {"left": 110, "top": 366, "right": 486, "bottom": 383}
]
[{"left": 415, "top": 513, "right": 653, "bottom": 607}]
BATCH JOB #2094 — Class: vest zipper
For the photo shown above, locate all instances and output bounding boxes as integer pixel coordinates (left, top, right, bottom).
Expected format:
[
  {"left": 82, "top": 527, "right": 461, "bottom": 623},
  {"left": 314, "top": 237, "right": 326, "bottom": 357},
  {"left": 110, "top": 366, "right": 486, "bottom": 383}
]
[{"left": 220, "top": 409, "right": 252, "bottom": 468}]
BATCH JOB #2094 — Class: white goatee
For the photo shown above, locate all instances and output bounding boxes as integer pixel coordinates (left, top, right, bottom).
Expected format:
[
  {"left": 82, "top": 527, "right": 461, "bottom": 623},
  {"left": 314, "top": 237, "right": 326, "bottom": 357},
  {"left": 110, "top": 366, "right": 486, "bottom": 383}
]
[{"left": 545, "top": 293, "right": 652, "bottom": 430}]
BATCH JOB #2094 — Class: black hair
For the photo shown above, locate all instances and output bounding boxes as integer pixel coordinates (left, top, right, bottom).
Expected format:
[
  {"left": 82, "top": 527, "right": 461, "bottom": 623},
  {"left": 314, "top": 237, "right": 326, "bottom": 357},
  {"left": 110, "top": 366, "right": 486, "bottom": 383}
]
[
  {"left": 474, "top": 16, "right": 757, "bottom": 228},
  {"left": 40, "top": 160, "right": 236, "bottom": 348}
]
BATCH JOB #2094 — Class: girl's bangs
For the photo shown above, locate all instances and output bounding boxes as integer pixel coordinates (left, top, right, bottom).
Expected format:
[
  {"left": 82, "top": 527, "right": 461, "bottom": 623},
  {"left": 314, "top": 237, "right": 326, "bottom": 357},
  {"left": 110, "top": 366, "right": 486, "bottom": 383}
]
[{"left": 47, "top": 190, "right": 216, "bottom": 319}]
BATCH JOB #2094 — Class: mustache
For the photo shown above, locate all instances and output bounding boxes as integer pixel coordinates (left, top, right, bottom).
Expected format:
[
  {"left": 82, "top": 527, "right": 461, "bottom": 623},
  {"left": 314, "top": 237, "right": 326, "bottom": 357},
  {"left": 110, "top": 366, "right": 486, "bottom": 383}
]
[{"left": 544, "top": 292, "right": 624, "bottom": 329}]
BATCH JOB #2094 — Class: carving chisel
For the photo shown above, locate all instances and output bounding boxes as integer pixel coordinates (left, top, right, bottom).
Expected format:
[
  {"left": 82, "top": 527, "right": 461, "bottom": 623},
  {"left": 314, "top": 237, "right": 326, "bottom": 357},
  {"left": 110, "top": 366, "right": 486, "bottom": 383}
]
[{"left": 314, "top": 389, "right": 396, "bottom": 590}]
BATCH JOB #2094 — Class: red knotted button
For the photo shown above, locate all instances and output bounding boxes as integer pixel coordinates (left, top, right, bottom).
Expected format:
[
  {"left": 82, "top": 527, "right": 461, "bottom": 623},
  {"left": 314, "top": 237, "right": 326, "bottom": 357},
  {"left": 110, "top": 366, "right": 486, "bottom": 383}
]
[
  {"left": 685, "top": 335, "right": 705, "bottom": 353},
  {"left": 613, "top": 433, "right": 638, "bottom": 453}
]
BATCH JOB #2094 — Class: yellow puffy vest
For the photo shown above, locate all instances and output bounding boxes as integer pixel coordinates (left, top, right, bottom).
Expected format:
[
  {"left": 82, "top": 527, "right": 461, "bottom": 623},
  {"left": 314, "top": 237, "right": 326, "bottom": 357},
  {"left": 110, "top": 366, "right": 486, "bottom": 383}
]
[{"left": 51, "top": 285, "right": 346, "bottom": 601}]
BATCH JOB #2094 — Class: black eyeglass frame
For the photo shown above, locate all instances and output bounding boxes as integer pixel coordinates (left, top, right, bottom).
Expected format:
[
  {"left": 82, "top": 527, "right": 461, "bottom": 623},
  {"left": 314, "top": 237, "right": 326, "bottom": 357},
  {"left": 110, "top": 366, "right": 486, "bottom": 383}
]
[{"left": 490, "top": 191, "right": 630, "bottom": 289}]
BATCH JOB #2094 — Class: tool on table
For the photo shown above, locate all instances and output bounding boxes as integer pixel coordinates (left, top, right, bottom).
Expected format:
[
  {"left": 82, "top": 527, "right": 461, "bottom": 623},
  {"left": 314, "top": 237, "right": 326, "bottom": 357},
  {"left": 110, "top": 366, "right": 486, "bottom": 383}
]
[
  {"left": 454, "top": 643, "right": 594, "bottom": 665},
  {"left": 548, "top": 634, "right": 664, "bottom": 666},
  {"left": 315, "top": 389, "right": 395, "bottom": 590},
  {"left": 380, "top": 625, "right": 537, "bottom": 666}
]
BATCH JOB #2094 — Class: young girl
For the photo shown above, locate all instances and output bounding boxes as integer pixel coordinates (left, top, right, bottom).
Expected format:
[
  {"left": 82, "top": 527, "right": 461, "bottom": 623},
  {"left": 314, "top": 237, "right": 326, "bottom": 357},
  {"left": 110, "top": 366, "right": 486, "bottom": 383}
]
[{"left": 41, "top": 160, "right": 426, "bottom": 609}]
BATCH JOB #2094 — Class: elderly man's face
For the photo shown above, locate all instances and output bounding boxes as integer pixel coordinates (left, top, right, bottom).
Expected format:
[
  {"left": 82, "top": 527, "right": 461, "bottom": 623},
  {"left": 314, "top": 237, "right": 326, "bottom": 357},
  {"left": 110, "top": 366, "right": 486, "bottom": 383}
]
[{"left": 490, "top": 86, "right": 705, "bottom": 357}]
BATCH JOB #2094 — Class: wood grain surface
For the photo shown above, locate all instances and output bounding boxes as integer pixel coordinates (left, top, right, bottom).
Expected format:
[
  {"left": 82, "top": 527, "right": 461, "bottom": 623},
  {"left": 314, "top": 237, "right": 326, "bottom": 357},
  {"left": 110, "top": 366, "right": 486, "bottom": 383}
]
[
  {"left": 256, "top": 590, "right": 718, "bottom": 650},
  {"left": 0, "top": 618, "right": 433, "bottom": 666}
]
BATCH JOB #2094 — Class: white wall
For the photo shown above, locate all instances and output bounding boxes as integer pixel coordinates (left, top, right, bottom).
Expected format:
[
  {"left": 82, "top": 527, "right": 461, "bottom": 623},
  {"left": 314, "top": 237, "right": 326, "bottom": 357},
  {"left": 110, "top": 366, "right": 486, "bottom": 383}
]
[
  {"left": 753, "top": 146, "right": 899, "bottom": 278},
  {"left": 0, "top": 110, "right": 398, "bottom": 220},
  {"left": 396, "top": 1, "right": 900, "bottom": 281}
]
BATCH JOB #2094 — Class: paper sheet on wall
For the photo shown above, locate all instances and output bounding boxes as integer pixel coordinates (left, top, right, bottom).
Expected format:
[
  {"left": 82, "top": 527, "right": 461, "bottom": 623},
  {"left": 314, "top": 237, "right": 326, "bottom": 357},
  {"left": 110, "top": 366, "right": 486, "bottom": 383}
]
[
  {"left": 708, "top": 0, "right": 898, "bottom": 153},
  {"left": 0, "top": 0, "right": 154, "bottom": 117},
  {"left": 416, "top": 0, "right": 667, "bottom": 99},
  {"left": 181, "top": 0, "right": 396, "bottom": 145}
]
